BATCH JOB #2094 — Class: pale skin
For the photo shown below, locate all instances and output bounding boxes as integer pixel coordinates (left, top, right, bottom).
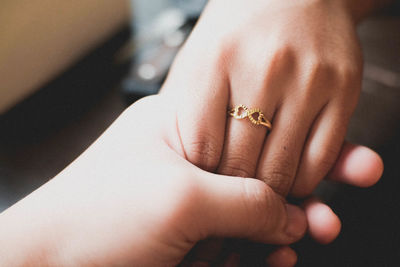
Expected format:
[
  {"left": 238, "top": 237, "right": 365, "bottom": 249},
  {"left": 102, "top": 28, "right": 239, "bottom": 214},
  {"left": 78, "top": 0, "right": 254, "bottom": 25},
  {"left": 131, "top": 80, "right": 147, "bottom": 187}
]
[
  {"left": 0, "top": 0, "right": 391, "bottom": 265},
  {"left": 0, "top": 95, "right": 383, "bottom": 266}
]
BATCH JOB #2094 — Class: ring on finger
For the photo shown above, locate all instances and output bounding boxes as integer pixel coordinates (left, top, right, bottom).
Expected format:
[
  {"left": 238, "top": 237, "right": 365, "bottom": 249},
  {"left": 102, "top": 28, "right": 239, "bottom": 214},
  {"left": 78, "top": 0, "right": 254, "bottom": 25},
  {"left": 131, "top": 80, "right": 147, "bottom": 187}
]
[{"left": 228, "top": 104, "right": 272, "bottom": 130}]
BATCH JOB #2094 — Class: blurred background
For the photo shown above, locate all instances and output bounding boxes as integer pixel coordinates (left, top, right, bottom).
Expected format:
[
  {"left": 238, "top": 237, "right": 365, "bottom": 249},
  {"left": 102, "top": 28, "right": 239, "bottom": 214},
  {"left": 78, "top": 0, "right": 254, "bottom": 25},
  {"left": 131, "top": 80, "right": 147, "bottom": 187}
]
[{"left": 0, "top": 1, "right": 399, "bottom": 266}]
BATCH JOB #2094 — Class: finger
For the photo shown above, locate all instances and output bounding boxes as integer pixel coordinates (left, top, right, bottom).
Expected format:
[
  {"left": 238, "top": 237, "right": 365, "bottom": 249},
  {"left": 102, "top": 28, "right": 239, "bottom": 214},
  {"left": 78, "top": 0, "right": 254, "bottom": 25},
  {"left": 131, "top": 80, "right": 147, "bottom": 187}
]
[
  {"left": 163, "top": 49, "right": 229, "bottom": 172},
  {"left": 303, "top": 197, "right": 341, "bottom": 244},
  {"left": 327, "top": 142, "right": 383, "bottom": 187},
  {"left": 291, "top": 103, "right": 348, "bottom": 197},
  {"left": 265, "top": 246, "right": 297, "bottom": 267},
  {"left": 196, "top": 172, "right": 307, "bottom": 245},
  {"left": 217, "top": 43, "right": 294, "bottom": 178},
  {"left": 217, "top": 102, "right": 273, "bottom": 178},
  {"left": 256, "top": 100, "right": 321, "bottom": 196}
]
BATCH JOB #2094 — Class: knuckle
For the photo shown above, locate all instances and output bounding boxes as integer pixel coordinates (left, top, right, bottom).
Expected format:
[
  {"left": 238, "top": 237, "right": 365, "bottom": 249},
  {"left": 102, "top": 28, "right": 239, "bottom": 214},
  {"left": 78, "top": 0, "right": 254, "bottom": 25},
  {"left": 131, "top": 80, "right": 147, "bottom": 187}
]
[
  {"left": 336, "top": 63, "right": 362, "bottom": 88},
  {"left": 300, "top": 56, "right": 362, "bottom": 106},
  {"left": 220, "top": 156, "right": 257, "bottom": 177},
  {"left": 300, "top": 58, "right": 334, "bottom": 100},
  {"left": 213, "top": 33, "right": 238, "bottom": 69},
  {"left": 304, "top": 55, "right": 360, "bottom": 85},
  {"left": 305, "top": 57, "right": 333, "bottom": 80},
  {"left": 303, "top": 54, "right": 324, "bottom": 75},
  {"left": 185, "top": 132, "right": 221, "bottom": 171},
  {"left": 335, "top": 64, "right": 363, "bottom": 105},
  {"left": 261, "top": 156, "right": 296, "bottom": 196},
  {"left": 268, "top": 170, "right": 294, "bottom": 196},
  {"left": 258, "top": 153, "right": 297, "bottom": 196},
  {"left": 263, "top": 44, "right": 296, "bottom": 79},
  {"left": 268, "top": 44, "right": 296, "bottom": 69},
  {"left": 262, "top": 44, "right": 296, "bottom": 80},
  {"left": 235, "top": 41, "right": 296, "bottom": 94},
  {"left": 339, "top": 62, "right": 362, "bottom": 80}
]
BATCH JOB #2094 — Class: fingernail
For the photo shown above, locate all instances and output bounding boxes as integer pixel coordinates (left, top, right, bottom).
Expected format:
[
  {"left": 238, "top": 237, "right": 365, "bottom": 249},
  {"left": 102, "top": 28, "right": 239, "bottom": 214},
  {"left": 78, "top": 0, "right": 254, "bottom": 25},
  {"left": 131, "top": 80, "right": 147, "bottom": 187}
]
[{"left": 285, "top": 204, "right": 307, "bottom": 239}]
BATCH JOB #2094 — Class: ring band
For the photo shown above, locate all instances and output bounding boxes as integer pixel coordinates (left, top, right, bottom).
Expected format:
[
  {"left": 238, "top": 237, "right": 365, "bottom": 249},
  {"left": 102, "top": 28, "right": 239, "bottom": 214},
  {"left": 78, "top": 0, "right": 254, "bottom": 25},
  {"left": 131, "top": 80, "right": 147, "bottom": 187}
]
[{"left": 228, "top": 104, "right": 272, "bottom": 130}]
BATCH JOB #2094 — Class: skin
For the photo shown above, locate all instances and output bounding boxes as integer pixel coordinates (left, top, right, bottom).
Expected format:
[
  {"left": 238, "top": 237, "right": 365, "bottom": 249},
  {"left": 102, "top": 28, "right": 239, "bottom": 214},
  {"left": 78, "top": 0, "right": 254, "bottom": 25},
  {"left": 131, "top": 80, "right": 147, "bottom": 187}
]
[
  {"left": 160, "top": 0, "right": 389, "bottom": 264},
  {"left": 0, "top": 95, "right": 383, "bottom": 266},
  {"left": 0, "top": 96, "right": 307, "bottom": 266},
  {"left": 163, "top": 0, "right": 375, "bottom": 201},
  {"left": 0, "top": 0, "right": 390, "bottom": 265}
]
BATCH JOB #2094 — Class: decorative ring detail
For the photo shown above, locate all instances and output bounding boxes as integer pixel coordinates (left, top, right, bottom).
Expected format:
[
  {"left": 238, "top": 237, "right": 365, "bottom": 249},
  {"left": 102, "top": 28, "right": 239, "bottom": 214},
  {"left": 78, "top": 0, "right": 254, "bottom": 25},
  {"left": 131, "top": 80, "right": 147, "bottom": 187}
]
[{"left": 228, "top": 105, "right": 272, "bottom": 130}]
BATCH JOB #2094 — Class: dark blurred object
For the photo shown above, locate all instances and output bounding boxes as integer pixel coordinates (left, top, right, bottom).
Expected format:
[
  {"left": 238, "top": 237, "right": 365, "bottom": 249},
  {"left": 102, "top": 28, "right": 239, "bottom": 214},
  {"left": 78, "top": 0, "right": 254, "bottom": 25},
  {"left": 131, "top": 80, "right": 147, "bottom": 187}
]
[
  {"left": 383, "top": 0, "right": 400, "bottom": 16},
  {"left": 121, "top": 0, "right": 207, "bottom": 104},
  {"left": 0, "top": 26, "right": 131, "bottom": 151}
]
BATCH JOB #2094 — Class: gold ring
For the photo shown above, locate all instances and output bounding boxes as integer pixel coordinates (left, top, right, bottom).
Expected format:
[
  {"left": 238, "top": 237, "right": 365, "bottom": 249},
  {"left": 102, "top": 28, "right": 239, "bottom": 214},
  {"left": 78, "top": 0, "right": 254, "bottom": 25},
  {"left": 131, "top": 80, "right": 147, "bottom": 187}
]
[{"left": 228, "top": 104, "right": 272, "bottom": 130}]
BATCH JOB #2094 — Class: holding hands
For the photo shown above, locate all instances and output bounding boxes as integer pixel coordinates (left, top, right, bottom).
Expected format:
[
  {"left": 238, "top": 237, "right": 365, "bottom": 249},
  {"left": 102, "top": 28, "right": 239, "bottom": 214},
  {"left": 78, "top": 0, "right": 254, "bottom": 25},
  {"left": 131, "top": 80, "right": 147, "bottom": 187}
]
[
  {"left": 0, "top": 96, "right": 382, "bottom": 266},
  {"left": 160, "top": 0, "right": 382, "bottom": 263},
  {"left": 0, "top": 0, "right": 387, "bottom": 266},
  {"left": 164, "top": 0, "right": 364, "bottom": 199}
]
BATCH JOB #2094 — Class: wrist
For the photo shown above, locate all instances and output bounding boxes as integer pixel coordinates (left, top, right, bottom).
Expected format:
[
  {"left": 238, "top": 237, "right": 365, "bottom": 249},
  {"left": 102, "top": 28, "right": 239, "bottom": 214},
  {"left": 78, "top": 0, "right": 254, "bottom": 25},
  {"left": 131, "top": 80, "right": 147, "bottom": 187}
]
[
  {"left": 0, "top": 210, "right": 62, "bottom": 267},
  {"left": 0, "top": 178, "right": 74, "bottom": 267}
]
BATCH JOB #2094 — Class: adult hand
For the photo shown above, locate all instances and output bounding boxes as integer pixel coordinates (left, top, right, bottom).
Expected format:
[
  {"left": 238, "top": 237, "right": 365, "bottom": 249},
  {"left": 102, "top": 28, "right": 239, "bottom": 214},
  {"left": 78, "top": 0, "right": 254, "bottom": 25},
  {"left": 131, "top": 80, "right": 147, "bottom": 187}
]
[
  {"left": 0, "top": 96, "right": 307, "bottom": 267},
  {"left": 160, "top": 0, "right": 383, "bottom": 264},
  {"left": 163, "top": 0, "right": 363, "bottom": 200}
]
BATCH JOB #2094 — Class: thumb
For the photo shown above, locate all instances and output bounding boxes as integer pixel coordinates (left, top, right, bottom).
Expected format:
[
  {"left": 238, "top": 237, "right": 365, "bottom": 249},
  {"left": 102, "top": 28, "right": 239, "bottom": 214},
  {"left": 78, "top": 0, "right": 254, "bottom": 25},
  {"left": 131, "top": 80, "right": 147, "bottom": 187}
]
[{"left": 194, "top": 171, "right": 307, "bottom": 245}]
